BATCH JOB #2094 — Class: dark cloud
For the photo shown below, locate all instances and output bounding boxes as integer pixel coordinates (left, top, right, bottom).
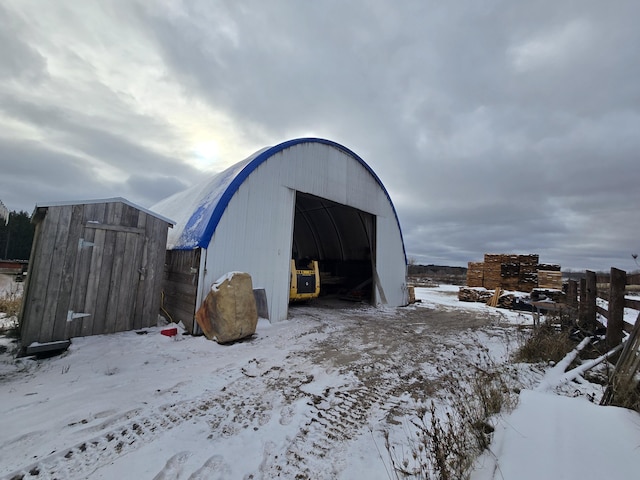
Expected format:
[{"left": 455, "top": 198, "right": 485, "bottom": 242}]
[
  {"left": 0, "top": 137, "right": 111, "bottom": 210},
  {"left": 1, "top": 0, "right": 639, "bottom": 271}
]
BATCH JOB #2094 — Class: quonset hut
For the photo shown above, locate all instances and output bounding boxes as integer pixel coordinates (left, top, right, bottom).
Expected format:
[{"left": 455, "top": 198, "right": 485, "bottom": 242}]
[{"left": 152, "top": 138, "right": 407, "bottom": 332}]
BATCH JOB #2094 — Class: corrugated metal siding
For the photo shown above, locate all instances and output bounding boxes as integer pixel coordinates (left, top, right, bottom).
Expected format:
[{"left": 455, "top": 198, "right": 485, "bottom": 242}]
[{"left": 201, "top": 142, "right": 406, "bottom": 321}]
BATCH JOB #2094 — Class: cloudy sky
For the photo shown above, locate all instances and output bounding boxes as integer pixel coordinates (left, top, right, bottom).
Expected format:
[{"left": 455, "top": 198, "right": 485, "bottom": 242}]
[{"left": 1, "top": 0, "right": 639, "bottom": 271}]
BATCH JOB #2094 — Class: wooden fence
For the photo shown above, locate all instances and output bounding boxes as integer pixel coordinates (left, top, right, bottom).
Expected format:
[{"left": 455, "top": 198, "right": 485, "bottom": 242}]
[
  {"left": 564, "top": 268, "right": 640, "bottom": 409},
  {"left": 565, "top": 269, "right": 640, "bottom": 342}
]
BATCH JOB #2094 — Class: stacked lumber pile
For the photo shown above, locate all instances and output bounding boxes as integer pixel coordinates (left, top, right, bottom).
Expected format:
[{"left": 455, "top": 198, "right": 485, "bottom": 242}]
[
  {"left": 497, "top": 293, "right": 516, "bottom": 309},
  {"left": 538, "top": 269, "right": 563, "bottom": 289},
  {"left": 466, "top": 262, "right": 484, "bottom": 287},
  {"left": 458, "top": 287, "right": 494, "bottom": 303},
  {"left": 538, "top": 263, "right": 561, "bottom": 272},
  {"left": 531, "top": 288, "right": 566, "bottom": 303},
  {"left": 483, "top": 253, "right": 526, "bottom": 291},
  {"left": 465, "top": 254, "right": 560, "bottom": 293},
  {"left": 458, "top": 287, "right": 517, "bottom": 309},
  {"left": 499, "top": 254, "right": 520, "bottom": 291},
  {"left": 483, "top": 254, "right": 505, "bottom": 290},
  {"left": 518, "top": 254, "right": 539, "bottom": 292}
]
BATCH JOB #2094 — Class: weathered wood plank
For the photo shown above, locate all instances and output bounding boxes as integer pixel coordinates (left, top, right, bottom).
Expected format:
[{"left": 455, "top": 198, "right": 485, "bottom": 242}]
[
  {"left": 19, "top": 220, "right": 44, "bottom": 342},
  {"left": 132, "top": 239, "right": 148, "bottom": 328},
  {"left": 141, "top": 217, "right": 169, "bottom": 327},
  {"left": 25, "top": 340, "right": 71, "bottom": 355},
  {"left": 161, "top": 249, "right": 200, "bottom": 332},
  {"left": 115, "top": 231, "right": 142, "bottom": 332},
  {"left": 82, "top": 227, "right": 106, "bottom": 336},
  {"left": 85, "top": 223, "right": 145, "bottom": 234},
  {"left": 67, "top": 204, "right": 100, "bottom": 338},
  {"left": 601, "top": 313, "right": 640, "bottom": 407},
  {"left": 585, "top": 271, "right": 598, "bottom": 331},
  {"left": 606, "top": 268, "right": 626, "bottom": 349},
  {"left": 76, "top": 201, "right": 106, "bottom": 337},
  {"left": 52, "top": 204, "right": 85, "bottom": 341},
  {"left": 92, "top": 229, "right": 116, "bottom": 335},
  {"left": 39, "top": 206, "right": 74, "bottom": 343},
  {"left": 163, "top": 278, "right": 199, "bottom": 298},
  {"left": 625, "top": 298, "right": 640, "bottom": 310},
  {"left": 21, "top": 207, "right": 63, "bottom": 345},
  {"left": 105, "top": 230, "right": 127, "bottom": 334},
  {"left": 83, "top": 202, "right": 107, "bottom": 224},
  {"left": 95, "top": 202, "right": 124, "bottom": 334},
  {"left": 131, "top": 211, "right": 149, "bottom": 329},
  {"left": 124, "top": 202, "right": 142, "bottom": 228},
  {"left": 164, "top": 304, "right": 196, "bottom": 329},
  {"left": 105, "top": 201, "right": 124, "bottom": 228},
  {"left": 67, "top": 203, "right": 98, "bottom": 338},
  {"left": 164, "top": 270, "right": 200, "bottom": 285},
  {"left": 578, "top": 278, "right": 587, "bottom": 328}
]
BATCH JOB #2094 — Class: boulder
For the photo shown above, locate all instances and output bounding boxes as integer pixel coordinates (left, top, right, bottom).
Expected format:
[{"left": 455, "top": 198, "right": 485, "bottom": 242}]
[{"left": 195, "top": 272, "right": 258, "bottom": 343}]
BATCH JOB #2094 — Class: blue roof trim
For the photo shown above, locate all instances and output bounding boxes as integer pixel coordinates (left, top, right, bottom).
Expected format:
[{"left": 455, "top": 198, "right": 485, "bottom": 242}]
[{"left": 175, "top": 137, "right": 407, "bottom": 263}]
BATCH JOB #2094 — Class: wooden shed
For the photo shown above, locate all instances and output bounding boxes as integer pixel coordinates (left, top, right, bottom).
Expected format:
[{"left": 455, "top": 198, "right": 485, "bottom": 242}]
[{"left": 20, "top": 198, "right": 174, "bottom": 351}]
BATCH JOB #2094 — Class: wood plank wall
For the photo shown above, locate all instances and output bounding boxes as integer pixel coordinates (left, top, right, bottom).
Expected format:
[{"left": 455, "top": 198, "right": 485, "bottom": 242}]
[
  {"left": 162, "top": 249, "right": 200, "bottom": 333},
  {"left": 20, "top": 201, "right": 170, "bottom": 347}
]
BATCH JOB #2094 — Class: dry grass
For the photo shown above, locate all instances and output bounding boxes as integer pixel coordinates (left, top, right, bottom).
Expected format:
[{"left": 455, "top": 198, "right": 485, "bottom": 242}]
[
  {"left": 385, "top": 346, "right": 520, "bottom": 480},
  {"left": 0, "top": 294, "right": 22, "bottom": 317},
  {"left": 513, "top": 322, "right": 576, "bottom": 364},
  {"left": 607, "top": 382, "right": 640, "bottom": 412},
  {"left": 0, "top": 290, "right": 23, "bottom": 334},
  {"left": 386, "top": 322, "right": 582, "bottom": 479}
]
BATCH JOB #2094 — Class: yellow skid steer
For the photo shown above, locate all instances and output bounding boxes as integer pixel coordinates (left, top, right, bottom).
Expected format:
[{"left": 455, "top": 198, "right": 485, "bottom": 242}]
[{"left": 289, "top": 259, "right": 320, "bottom": 301}]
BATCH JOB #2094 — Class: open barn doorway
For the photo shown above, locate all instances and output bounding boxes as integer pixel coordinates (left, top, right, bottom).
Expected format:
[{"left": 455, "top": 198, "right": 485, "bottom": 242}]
[{"left": 291, "top": 191, "right": 375, "bottom": 304}]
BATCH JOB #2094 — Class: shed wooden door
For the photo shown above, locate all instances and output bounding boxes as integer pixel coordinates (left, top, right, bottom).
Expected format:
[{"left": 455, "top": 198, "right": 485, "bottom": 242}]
[{"left": 64, "top": 223, "right": 147, "bottom": 338}]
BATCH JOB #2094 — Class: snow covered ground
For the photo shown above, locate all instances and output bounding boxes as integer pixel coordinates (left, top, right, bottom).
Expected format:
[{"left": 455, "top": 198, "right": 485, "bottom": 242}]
[{"left": 0, "top": 285, "right": 639, "bottom": 479}]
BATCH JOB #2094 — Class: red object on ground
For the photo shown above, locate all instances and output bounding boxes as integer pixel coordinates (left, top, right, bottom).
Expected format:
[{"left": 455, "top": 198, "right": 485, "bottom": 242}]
[{"left": 161, "top": 327, "right": 178, "bottom": 337}]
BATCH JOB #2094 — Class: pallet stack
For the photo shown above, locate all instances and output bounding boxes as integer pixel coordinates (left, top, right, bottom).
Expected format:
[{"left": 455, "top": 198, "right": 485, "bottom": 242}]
[
  {"left": 483, "top": 254, "right": 505, "bottom": 289},
  {"left": 466, "top": 262, "right": 484, "bottom": 287},
  {"left": 537, "top": 263, "right": 562, "bottom": 289},
  {"left": 518, "top": 254, "right": 539, "bottom": 292},
  {"left": 465, "top": 254, "right": 561, "bottom": 292},
  {"left": 499, "top": 254, "right": 520, "bottom": 291}
]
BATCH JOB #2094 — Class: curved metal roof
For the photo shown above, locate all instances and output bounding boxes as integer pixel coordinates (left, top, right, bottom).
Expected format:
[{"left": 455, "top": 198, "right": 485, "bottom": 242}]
[{"left": 152, "top": 138, "right": 404, "bottom": 253}]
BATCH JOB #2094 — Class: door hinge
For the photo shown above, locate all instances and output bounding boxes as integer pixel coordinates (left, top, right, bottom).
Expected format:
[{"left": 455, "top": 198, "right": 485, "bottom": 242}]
[
  {"left": 78, "top": 238, "right": 95, "bottom": 250},
  {"left": 67, "top": 310, "right": 91, "bottom": 322}
]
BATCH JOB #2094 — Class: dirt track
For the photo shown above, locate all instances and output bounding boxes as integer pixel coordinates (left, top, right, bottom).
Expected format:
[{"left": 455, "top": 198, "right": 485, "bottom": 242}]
[{"left": 247, "top": 300, "right": 515, "bottom": 478}]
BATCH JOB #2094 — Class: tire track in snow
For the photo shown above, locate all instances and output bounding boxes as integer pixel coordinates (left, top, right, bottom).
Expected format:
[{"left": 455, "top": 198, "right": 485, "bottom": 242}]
[
  {"left": 3, "top": 304, "right": 504, "bottom": 480},
  {"left": 2, "top": 360, "right": 300, "bottom": 480},
  {"left": 258, "top": 382, "right": 396, "bottom": 479},
  {"left": 254, "top": 306, "right": 492, "bottom": 479}
]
